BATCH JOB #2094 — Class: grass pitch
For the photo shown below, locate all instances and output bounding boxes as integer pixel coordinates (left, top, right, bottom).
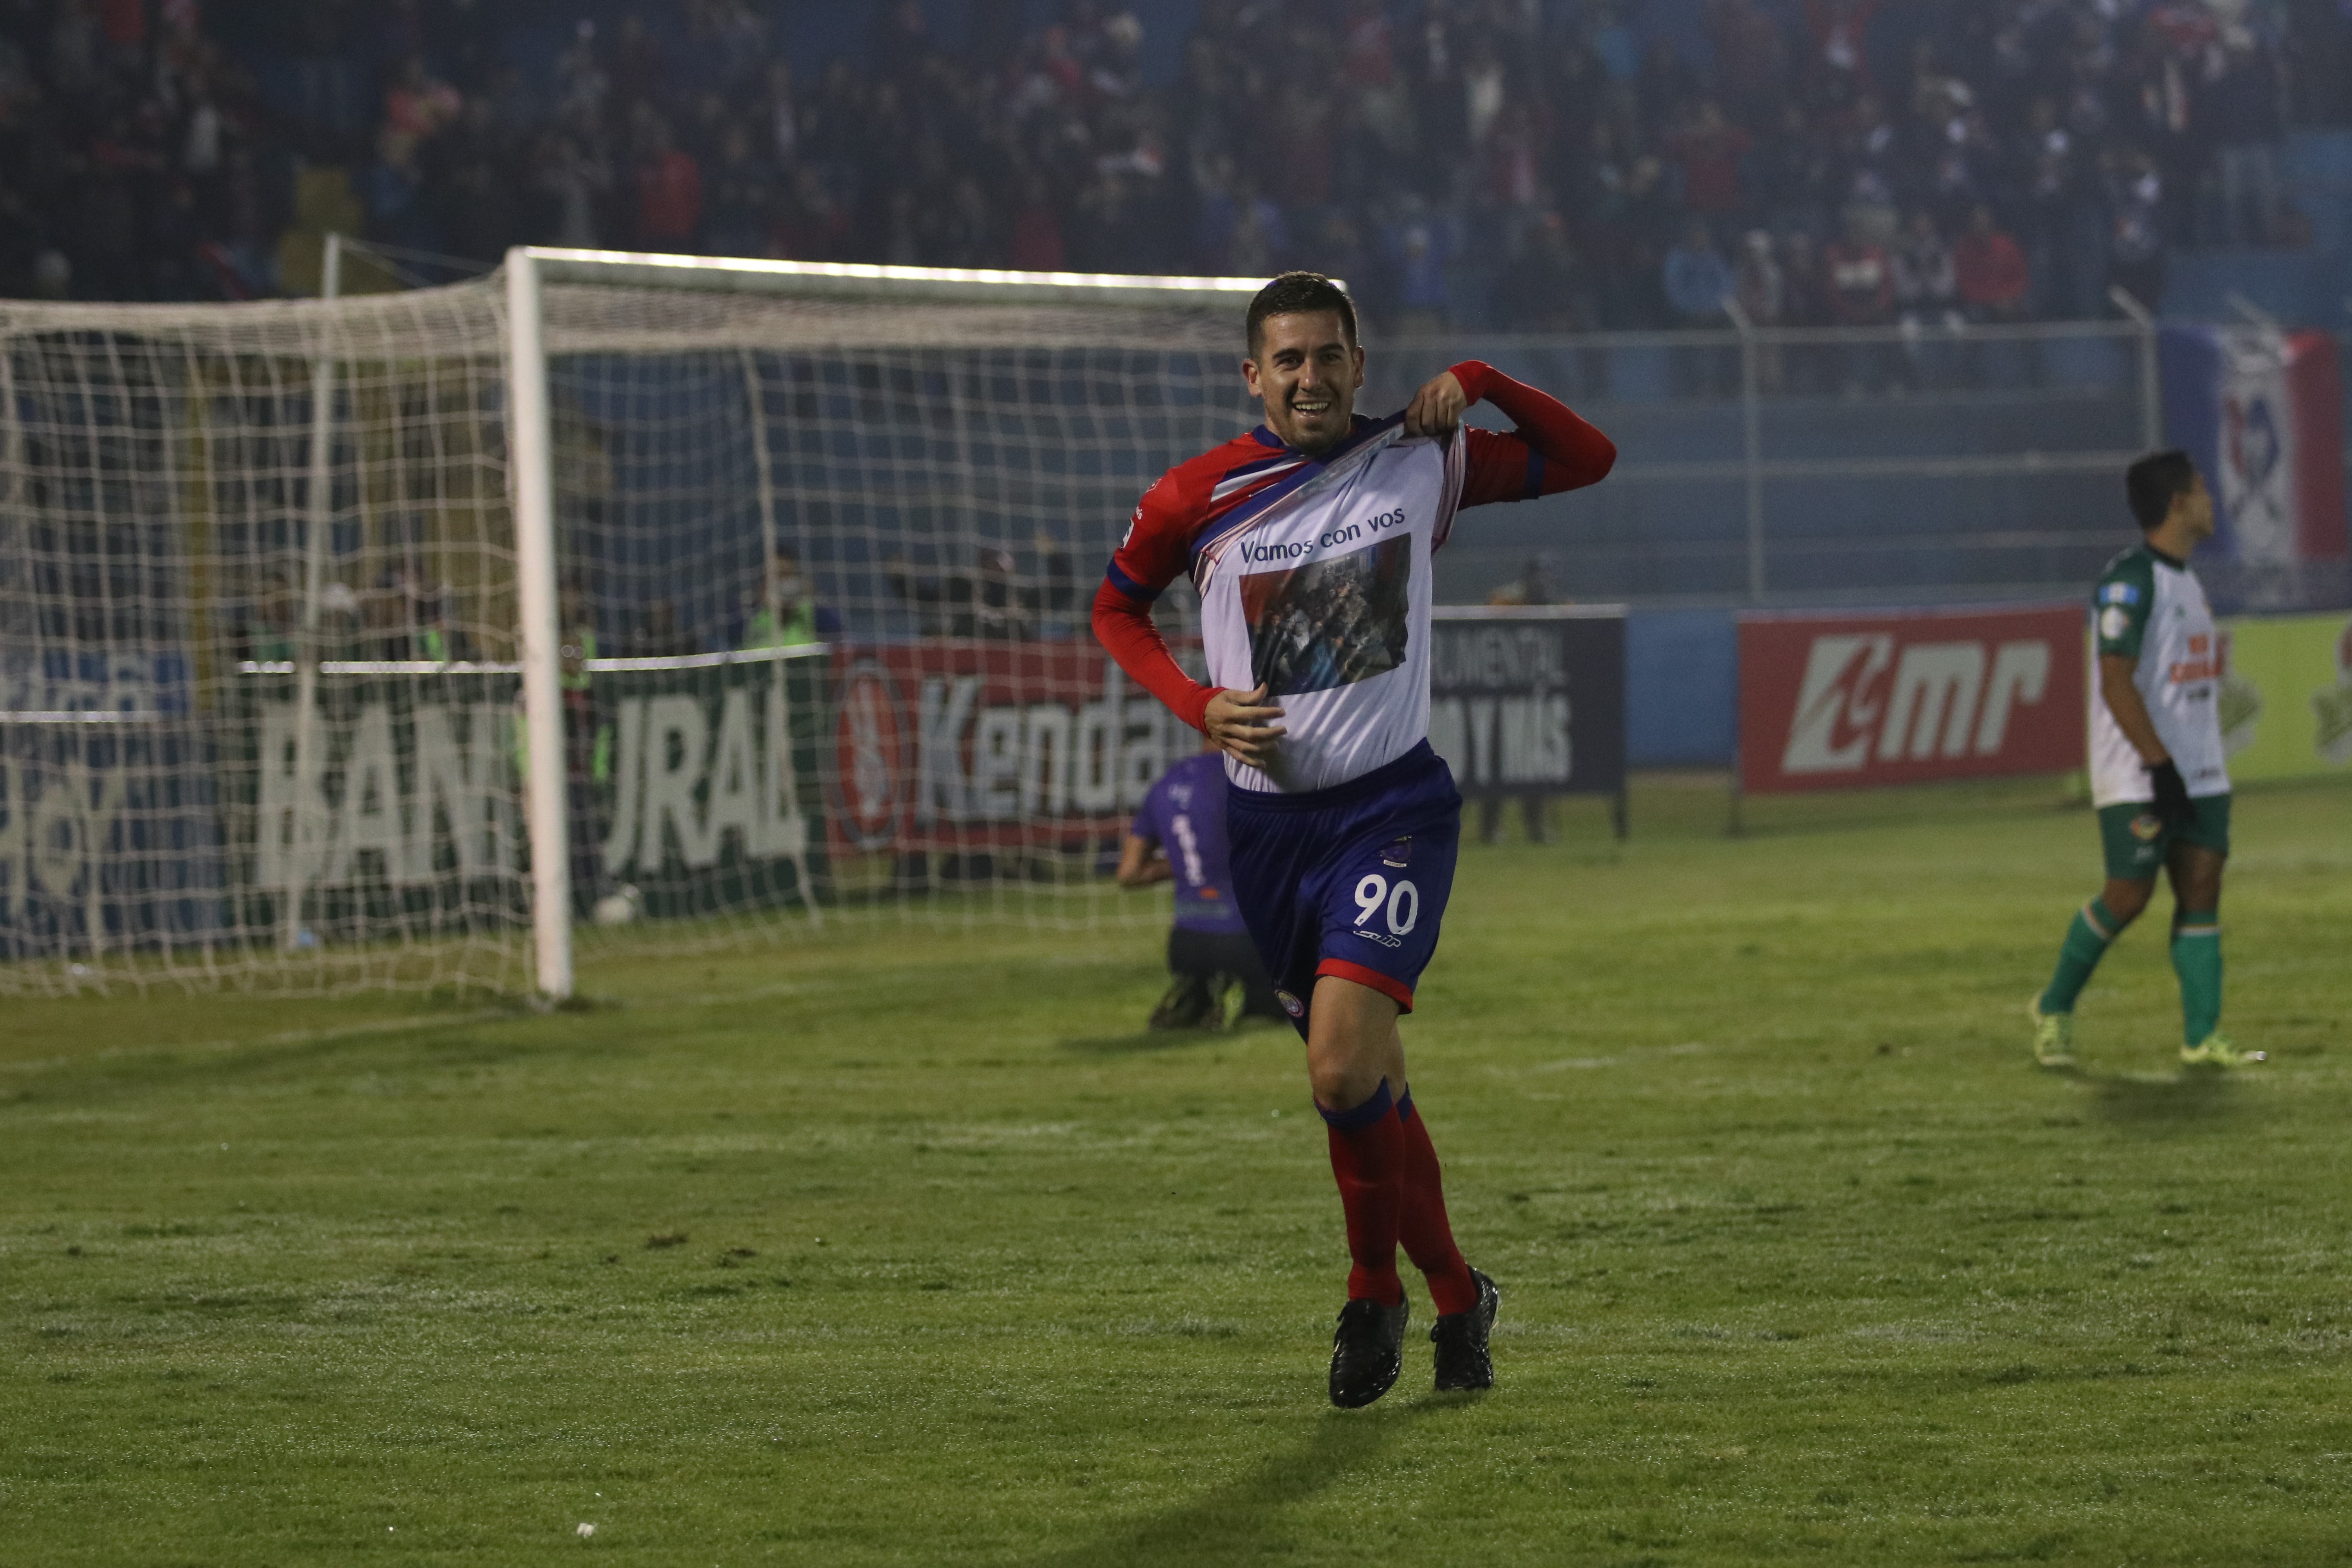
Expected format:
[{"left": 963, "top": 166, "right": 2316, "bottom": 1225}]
[{"left": 5, "top": 776, "right": 2350, "bottom": 1567}]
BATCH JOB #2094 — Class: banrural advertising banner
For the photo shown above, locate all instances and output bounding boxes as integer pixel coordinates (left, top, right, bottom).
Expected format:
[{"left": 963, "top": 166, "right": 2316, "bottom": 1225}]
[
  {"left": 2216, "top": 611, "right": 2352, "bottom": 782},
  {"left": 591, "top": 647, "right": 827, "bottom": 918},
  {"left": 233, "top": 647, "right": 826, "bottom": 935},
  {"left": 823, "top": 638, "right": 1202, "bottom": 861},
  {"left": 1738, "top": 604, "right": 2086, "bottom": 794},
  {"left": 235, "top": 669, "right": 526, "bottom": 935},
  {"left": 2161, "top": 325, "right": 2349, "bottom": 609},
  {"left": 1428, "top": 606, "right": 1626, "bottom": 798}
]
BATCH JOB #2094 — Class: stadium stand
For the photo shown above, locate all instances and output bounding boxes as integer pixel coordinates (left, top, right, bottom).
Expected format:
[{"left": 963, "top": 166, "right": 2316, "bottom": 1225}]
[{"left": 0, "top": 0, "right": 2345, "bottom": 329}]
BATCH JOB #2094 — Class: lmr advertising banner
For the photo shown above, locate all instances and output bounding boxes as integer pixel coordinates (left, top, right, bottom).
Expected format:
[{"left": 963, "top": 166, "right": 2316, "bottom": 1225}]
[
  {"left": 1738, "top": 604, "right": 2086, "bottom": 795},
  {"left": 1427, "top": 606, "right": 1626, "bottom": 799}
]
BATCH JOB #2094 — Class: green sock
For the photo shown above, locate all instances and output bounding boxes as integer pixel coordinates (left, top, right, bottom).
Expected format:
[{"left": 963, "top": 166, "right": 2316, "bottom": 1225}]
[
  {"left": 2171, "top": 910, "right": 2223, "bottom": 1045},
  {"left": 2040, "top": 898, "right": 2122, "bottom": 1015}
]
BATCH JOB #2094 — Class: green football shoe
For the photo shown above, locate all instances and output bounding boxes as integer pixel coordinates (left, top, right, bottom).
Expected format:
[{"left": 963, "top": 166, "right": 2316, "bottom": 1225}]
[
  {"left": 2028, "top": 998, "right": 2075, "bottom": 1068},
  {"left": 2181, "top": 1034, "right": 2265, "bottom": 1068}
]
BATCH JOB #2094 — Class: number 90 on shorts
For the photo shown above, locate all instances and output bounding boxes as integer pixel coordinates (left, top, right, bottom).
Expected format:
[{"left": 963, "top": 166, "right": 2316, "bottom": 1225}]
[
  {"left": 1353, "top": 874, "right": 1420, "bottom": 936},
  {"left": 1313, "top": 816, "right": 1456, "bottom": 1009}
]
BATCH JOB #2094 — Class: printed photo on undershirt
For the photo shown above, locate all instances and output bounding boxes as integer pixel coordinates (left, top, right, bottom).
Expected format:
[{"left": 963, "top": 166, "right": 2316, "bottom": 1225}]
[{"left": 1240, "top": 534, "right": 1412, "bottom": 696}]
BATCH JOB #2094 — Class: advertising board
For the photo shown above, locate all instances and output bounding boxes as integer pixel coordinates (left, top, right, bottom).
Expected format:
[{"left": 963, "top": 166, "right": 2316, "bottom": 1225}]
[
  {"left": 1738, "top": 604, "right": 2086, "bottom": 795},
  {"left": 591, "top": 647, "right": 827, "bottom": 918},
  {"left": 821, "top": 638, "right": 1200, "bottom": 863},
  {"left": 2217, "top": 612, "right": 2352, "bottom": 782},
  {"left": 1428, "top": 606, "right": 1626, "bottom": 804}
]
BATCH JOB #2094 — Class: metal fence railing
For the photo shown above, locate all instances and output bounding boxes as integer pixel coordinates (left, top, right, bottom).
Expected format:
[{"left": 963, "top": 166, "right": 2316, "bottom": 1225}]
[{"left": 1371, "top": 312, "right": 2170, "bottom": 612}]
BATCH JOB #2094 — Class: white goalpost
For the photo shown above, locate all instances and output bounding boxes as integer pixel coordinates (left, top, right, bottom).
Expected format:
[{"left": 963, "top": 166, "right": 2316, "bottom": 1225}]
[{"left": 0, "top": 249, "right": 1263, "bottom": 999}]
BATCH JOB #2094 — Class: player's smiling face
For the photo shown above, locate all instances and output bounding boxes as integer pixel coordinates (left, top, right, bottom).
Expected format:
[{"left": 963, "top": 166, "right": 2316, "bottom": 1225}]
[{"left": 1243, "top": 310, "right": 1365, "bottom": 457}]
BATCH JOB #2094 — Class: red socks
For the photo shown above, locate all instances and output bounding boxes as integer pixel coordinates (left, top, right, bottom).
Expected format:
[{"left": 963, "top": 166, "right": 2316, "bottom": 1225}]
[
  {"left": 1317, "top": 1082, "right": 1477, "bottom": 1315},
  {"left": 1396, "top": 1091, "right": 1479, "bottom": 1316},
  {"left": 1320, "top": 1081, "right": 1407, "bottom": 1306}
]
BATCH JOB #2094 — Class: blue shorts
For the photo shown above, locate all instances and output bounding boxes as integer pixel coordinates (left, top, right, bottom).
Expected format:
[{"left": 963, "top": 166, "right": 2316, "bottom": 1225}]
[{"left": 1226, "top": 741, "right": 1462, "bottom": 1040}]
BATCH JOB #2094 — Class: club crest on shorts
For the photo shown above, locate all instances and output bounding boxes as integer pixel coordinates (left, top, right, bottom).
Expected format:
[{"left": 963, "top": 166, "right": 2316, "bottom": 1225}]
[
  {"left": 1275, "top": 989, "right": 1305, "bottom": 1018},
  {"left": 1381, "top": 838, "right": 1412, "bottom": 867},
  {"left": 2129, "top": 814, "right": 2164, "bottom": 842}
]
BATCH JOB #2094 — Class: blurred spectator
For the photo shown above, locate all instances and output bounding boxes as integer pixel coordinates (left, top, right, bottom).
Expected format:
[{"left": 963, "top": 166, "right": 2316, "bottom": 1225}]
[
  {"left": 742, "top": 550, "right": 837, "bottom": 649},
  {"left": 1380, "top": 196, "right": 1451, "bottom": 334},
  {"left": 384, "top": 56, "right": 460, "bottom": 154},
  {"left": 1776, "top": 229, "right": 1831, "bottom": 392},
  {"left": 1823, "top": 209, "right": 1896, "bottom": 393},
  {"left": 1498, "top": 211, "right": 1587, "bottom": 331},
  {"left": 1664, "top": 218, "right": 1734, "bottom": 323},
  {"left": 533, "top": 135, "right": 611, "bottom": 250},
  {"left": 1734, "top": 229, "right": 1784, "bottom": 327},
  {"left": 1892, "top": 211, "right": 1960, "bottom": 331},
  {"left": 1665, "top": 101, "right": 1751, "bottom": 217},
  {"left": 1006, "top": 170, "right": 1066, "bottom": 271},
  {"left": 771, "top": 169, "right": 850, "bottom": 261},
  {"left": 629, "top": 598, "right": 698, "bottom": 658},
  {"left": 2107, "top": 150, "right": 2170, "bottom": 309},
  {"left": 1823, "top": 213, "right": 1895, "bottom": 327},
  {"left": 1663, "top": 217, "right": 1734, "bottom": 396},
  {"left": 1487, "top": 557, "right": 1552, "bottom": 607},
  {"left": 1954, "top": 204, "right": 2031, "bottom": 321},
  {"left": 634, "top": 118, "right": 701, "bottom": 250},
  {"left": 701, "top": 123, "right": 772, "bottom": 258},
  {"left": 888, "top": 547, "right": 1039, "bottom": 641},
  {"left": 1893, "top": 210, "right": 1961, "bottom": 387},
  {"left": 2203, "top": 18, "right": 2286, "bottom": 246}
]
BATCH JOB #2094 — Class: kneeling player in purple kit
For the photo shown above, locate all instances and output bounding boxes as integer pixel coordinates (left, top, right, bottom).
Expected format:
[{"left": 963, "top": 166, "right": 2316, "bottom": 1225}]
[
  {"left": 1093, "top": 273, "right": 1616, "bottom": 1406},
  {"left": 1118, "top": 745, "right": 1286, "bottom": 1030}
]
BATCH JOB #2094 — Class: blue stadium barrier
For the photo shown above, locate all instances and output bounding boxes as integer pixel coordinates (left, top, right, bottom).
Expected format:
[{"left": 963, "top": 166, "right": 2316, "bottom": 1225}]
[{"left": 1626, "top": 608, "right": 1737, "bottom": 767}]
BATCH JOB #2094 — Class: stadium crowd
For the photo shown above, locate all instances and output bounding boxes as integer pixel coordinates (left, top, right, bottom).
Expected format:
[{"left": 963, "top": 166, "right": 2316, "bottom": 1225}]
[{"left": 0, "top": 0, "right": 2344, "bottom": 329}]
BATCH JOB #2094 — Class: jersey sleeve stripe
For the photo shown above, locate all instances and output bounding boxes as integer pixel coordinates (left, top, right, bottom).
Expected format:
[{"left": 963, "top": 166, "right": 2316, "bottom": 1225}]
[
  {"left": 1211, "top": 456, "right": 1308, "bottom": 501},
  {"left": 1432, "top": 425, "right": 1468, "bottom": 551},
  {"left": 1522, "top": 449, "right": 1544, "bottom": 500},
  {"left": 1104, "top": 559, "right": 1156, "bottom": 601}
]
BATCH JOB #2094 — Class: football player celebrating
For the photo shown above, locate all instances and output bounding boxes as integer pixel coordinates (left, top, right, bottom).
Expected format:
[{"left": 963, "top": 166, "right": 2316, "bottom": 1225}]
[
  {"left": 1093, "top": 273, "right": 1616, "bottom": 1406},
  {"left": 2029, "top": 450, "right": 2260, "bottom": 1070}
]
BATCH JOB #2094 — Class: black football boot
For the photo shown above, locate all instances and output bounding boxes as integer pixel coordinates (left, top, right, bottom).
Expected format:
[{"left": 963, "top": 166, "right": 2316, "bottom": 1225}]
[
  {"left": 1148, "top": 974, "right": 1216, "bottom": 1030},
  {"left": 1328, "top": 1297, "right": 1410, "bottom": 1408},
  {"left": 1429, "top": 1268, "right": 1500, "bottom": 1392}
]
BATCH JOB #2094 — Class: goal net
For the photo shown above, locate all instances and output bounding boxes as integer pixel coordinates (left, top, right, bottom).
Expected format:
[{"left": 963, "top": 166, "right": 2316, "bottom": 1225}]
[{"left": 0, "top": 252, "right": 1258, "bottom": 997}]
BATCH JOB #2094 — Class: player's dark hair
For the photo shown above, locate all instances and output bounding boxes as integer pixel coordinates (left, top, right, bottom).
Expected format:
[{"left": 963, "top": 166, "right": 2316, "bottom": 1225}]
[
  {"left": 1246, "top": 272, "right": 1358, "bottom": 355},
  {"left": 2126, "top": 449, "right": 2198, "bottom": 531}
]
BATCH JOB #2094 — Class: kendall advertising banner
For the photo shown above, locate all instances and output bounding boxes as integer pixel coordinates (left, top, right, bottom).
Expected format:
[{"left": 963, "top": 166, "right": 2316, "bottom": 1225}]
[
  {"left": 1738, "top": 604, "right": 2086, "bottom": 794},
  {"left": 1428, "top": 606, "right": 1626, "bottom": 798},
  {"left": 824, "top": 639, "right": 1201, "bottom": 860},
  {"left": 2161, "top": 325, "right": 2349, "bottom": 610}
]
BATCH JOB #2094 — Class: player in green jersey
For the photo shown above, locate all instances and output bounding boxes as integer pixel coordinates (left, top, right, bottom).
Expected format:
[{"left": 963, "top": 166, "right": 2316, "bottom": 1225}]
[{"left": 2029, "top": 450, "right": 2262, "bottom": 1070}]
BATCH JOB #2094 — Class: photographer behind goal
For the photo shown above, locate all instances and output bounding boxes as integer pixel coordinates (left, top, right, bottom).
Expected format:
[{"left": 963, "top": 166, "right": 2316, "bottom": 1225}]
[{"left": 1116, "top": 745, "right": 1285, "bottom": 1030}]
